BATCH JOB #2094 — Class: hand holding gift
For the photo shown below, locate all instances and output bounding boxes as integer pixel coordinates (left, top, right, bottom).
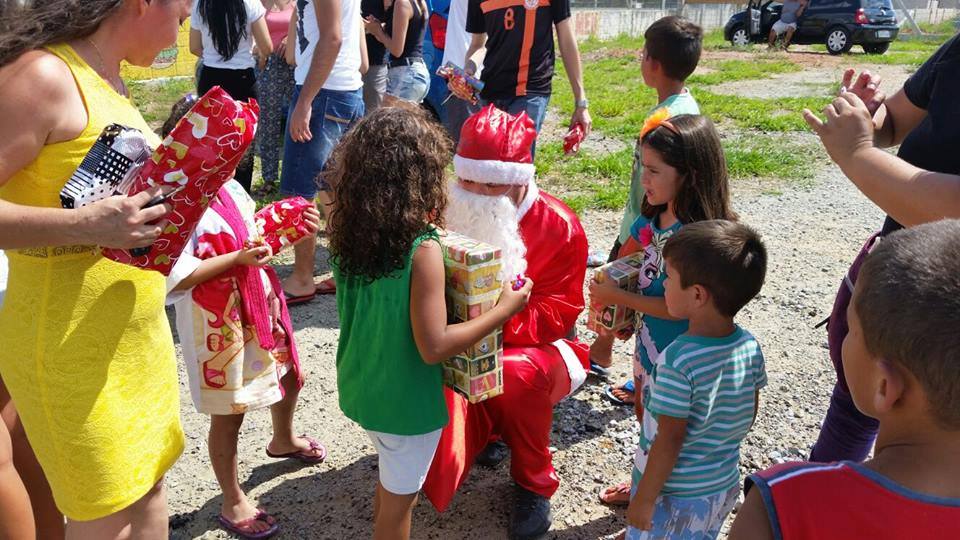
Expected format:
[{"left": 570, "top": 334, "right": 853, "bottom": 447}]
[
  {"left": 563, "top": 124, "right": 585, "bottom": 156},
  {"left": 437, "top": 62, "right": 484, "bottom": 105},
  {"left": 254, "top": 197, "right": 318, "bottom": 255},
  {"left": 102, "top": 86, "right": 260, "bottom": 275}
]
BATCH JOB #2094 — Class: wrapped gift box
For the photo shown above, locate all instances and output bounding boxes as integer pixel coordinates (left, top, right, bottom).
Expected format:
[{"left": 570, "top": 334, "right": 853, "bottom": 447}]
[
  {"left": 255, "top": 196, "right": 314, "bottom": 254},
  {"left": 60, "top": 124, "right": 151, "bottom": 209},
  {"left": 587, "top": 252, "right": 646, "bottom": 332},
  {"left": 440, "top": 230, "right": 505, "bottom": 403},
  {"left": 441, "top": 230, "right": 502, "bottom": 297},
  {"left": 102, "top": 86, "right": 259, "bottom": 275}
]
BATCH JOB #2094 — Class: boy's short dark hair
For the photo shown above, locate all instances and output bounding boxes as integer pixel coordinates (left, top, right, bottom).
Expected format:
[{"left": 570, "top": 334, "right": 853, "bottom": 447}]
[
  {"left": 662, "top": 220, "right": 767, "bottom": 318},
  {"left": 644, "top": 16, "right": 703, "bottom": 82},
  {"left": 855, "top": 219, "right": 960, "bottom": 430}
]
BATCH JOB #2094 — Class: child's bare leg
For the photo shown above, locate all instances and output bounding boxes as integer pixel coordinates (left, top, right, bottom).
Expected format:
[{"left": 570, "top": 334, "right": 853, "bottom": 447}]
[
  {"left": 267, "top": 371, "right": 323, "bottom": 457},
  {"left": 209, "top": 414, "right": 269, "bottom": 532},
  {"left": 590, "top": 331, "right": 616, "bottom": 367},
  {"left": 66, "top": 480, "right": 168, "bottom": 540},
  {"left": 372, "top": 482, "right": 418, "bottom": 540}
]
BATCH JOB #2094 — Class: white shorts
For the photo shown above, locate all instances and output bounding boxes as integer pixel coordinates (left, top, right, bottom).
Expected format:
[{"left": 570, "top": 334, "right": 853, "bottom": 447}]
[
  {"left": 366, "top": 428, "right": 443, "bottom": 495},
  {"left": 772, "top": 20, "right": 798, "bottom": 35}
]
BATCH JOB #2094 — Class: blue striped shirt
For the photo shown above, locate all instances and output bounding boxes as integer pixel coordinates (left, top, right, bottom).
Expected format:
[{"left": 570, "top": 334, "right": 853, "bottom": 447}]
[{"left": 636, "top": 326, "right": 766, "bottom": 498}]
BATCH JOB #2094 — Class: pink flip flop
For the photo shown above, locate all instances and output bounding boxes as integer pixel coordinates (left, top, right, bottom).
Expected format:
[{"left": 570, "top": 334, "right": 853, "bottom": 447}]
[
  {"left": 266, "top": 435, "right": 327, "bottom": 464},
  {"left": 314, "top": 277, "right": 336, "bottom": 295},
  {"left": 217, "top": 508, "right": 279, "bottom": 539}
]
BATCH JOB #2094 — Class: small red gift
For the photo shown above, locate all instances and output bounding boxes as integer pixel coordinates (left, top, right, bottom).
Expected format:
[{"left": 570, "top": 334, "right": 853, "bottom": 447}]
[
  {"left": 102, "top": 86, "right": 259, "bottom": 275},
  {"left": 254, "top": 197, "right": 314, "bottom": 255},
  {"left": 563, "top": 123, "right": 585, "bottom": 155}
]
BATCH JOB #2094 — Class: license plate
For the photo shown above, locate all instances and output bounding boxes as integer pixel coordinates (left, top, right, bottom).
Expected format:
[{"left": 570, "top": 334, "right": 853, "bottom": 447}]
[{"left": 877, "top": 30, "right": 891, "bottom": 38}]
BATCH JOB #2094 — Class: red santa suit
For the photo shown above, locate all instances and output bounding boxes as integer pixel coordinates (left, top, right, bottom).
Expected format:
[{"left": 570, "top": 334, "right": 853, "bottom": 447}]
[{"left": 423, "top": 105, "right": 590, "bottom": 512}]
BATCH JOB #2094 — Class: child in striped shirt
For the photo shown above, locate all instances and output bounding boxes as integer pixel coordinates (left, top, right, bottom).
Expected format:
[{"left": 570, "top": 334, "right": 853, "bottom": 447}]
[{"left": 624, "top": 220, "right": 768, "bottom": 540}]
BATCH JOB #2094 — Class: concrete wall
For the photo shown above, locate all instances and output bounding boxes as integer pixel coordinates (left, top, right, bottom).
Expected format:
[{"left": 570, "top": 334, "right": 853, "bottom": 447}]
[{"left": 569, "top": 3, "right": 958, "bottom": 39}]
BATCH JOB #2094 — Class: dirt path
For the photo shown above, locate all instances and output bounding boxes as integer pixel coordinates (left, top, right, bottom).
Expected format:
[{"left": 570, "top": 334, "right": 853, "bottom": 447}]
[{"left": 165, "top": 148, "right": 883, "bottom": 538}]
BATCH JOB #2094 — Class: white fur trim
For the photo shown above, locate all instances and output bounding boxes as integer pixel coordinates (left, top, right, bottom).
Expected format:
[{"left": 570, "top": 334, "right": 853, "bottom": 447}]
[
  {"left": 517, "top": 180, "right": 539, "bottom": 221},
  {"left": 454, "top": 154, "right": 535, "bottom": 185},
  {"left": 551, "top": 339, "right": 587, "bottom": 398}
]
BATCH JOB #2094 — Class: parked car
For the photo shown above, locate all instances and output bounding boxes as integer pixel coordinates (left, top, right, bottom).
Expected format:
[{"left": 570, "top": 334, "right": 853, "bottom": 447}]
[
  {"left": 724, "top": 0, "right": 899, "bottom": 54},
  {"left": 423, "top": 0, "right": 452, "bottom": 123}
]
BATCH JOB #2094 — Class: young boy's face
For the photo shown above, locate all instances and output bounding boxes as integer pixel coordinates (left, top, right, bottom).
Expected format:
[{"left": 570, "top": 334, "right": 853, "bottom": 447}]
[
  {"left": 640, "top": 47, "right": 655, "bottom": 87},
  {"left": 663, "top": 260, "right": 695, "bottom": 319},
  {"left": 842, "top": 283, "right": 879, "bottom": 418}
]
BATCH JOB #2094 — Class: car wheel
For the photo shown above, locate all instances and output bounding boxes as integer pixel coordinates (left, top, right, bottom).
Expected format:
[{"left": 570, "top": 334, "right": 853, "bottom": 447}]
[
  {"left": 863, "top": 42, "right": 890, "bottom": 54},
  {"left": 730, "top": 24, "right": 750, "bottom": 47},
  {"left": 826, "top": 26, "right": 852, "bottom": 55}
]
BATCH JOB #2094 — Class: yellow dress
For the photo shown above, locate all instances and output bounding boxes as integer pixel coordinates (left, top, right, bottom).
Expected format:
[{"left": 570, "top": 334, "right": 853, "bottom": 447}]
[{"left": 0, "top": 44, "right": 184, "bottom": 521}]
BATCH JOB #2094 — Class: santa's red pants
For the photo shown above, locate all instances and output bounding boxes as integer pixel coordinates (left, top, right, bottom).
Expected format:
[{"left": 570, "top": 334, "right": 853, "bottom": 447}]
[{"left": 423, "top": 344, "right": 574, "bottom": 511}]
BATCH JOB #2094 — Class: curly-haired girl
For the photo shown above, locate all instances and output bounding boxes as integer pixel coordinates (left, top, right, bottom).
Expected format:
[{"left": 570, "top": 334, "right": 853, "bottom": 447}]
[{"left": 328, "top": 105, "right": 533, "bottom": 540}]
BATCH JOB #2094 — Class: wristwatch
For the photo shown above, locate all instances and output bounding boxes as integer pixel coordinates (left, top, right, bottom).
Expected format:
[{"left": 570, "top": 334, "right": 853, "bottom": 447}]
[{"left": 576, "top": 98, "right": 589, "bottom": 109}]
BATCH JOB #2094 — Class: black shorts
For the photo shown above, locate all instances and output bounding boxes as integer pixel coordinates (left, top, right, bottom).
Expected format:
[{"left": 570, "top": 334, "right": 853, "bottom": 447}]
[{"left": 197, "top": 65, "right": 258, "bottom": 102}]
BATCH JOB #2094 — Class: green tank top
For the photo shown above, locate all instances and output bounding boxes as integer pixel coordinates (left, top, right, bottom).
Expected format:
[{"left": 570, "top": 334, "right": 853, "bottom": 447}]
[{"left": 333, "top": 230, "right": 448, "bottom": 435}]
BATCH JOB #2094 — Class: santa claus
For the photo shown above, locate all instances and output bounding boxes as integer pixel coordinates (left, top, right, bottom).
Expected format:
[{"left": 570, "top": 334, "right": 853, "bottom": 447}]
[{"left": 423, "top": 105, "right": 590, "bottom": 539}]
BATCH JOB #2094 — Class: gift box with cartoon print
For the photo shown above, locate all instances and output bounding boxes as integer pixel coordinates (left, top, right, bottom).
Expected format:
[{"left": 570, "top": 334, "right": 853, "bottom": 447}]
[
  {"left": 587, "top": 252, "right": 646, "bottom": 332},
  {"left": 440, "top": 230, "right": 505, "bottom": 403}
]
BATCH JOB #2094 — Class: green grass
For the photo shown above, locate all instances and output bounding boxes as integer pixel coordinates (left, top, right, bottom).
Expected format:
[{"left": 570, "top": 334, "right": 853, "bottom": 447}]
[
  {"left": 129, "top": 77, "right": 194, "bottom": 130},
  {"left": 687, "top": 58, "right": 801, "bottom": 85}
]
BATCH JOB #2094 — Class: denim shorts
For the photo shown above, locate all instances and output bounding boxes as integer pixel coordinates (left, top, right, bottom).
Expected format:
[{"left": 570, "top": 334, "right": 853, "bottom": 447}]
[
  {"left": 386, "top": 59, "right": 430, "bottom": 103},
  {"left": 280, "top": 86, "right": 364, "bottom": 198}
]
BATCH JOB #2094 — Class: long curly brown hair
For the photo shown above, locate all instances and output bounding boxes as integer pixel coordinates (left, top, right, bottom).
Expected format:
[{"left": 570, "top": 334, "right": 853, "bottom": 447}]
[{"left": 326, "top": 104, "right": 452, "bottom": 281}]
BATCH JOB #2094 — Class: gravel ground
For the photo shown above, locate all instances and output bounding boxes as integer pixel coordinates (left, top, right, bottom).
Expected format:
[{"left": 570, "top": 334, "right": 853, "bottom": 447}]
[{"left": 164, "top": 152, "right": 883, "bottom": 538}]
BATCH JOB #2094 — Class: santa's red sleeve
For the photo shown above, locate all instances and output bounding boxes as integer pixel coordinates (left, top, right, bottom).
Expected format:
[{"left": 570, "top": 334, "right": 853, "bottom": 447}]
[{"left": 504, "top": 193, "right": 589, "bottom": 347}]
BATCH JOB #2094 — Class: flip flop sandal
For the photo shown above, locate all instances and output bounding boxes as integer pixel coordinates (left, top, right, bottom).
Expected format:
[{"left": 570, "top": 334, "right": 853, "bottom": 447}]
[
  {"left": 597, "top": 481, "right": 632, "bottom": 507},
  {"left": 314, "top": 277, "right": 336, "bottom": 295},
  {"left": 218, "top": 509, "right": 279, "bottom": 539},
  {"left": 603, "top": 380, "right": 636, "bottom": 406},
  {"left": 587, "top": 249, "right": 608, "bottom": 268},
  {"left": 283, "top": 290, "right": 316, "bottom": 306},
  {"left": 266, "top": 435, "right": 327, "bottom": 464}
]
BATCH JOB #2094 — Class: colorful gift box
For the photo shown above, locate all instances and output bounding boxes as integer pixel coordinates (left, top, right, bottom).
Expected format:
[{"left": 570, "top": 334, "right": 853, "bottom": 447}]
[
  {"left": 102, "top": 86, "right": 259, "bottom": 275},
  {"left": 255, "top": 196, "right": 314, "bottom": 255},
  {"left": 587, "top": 252, "right": 646, "bottom": 332},
  {"left": 441, "top": 230, "right": 502, "bottom": 297},
  {"left": 440, "top": 230, "right": 505, "bottom": 403}
]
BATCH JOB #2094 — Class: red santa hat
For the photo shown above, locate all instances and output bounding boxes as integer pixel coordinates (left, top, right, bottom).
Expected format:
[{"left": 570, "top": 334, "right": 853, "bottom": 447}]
[{"left": 454, "top": 104, "right": 538, "bottom": 186}]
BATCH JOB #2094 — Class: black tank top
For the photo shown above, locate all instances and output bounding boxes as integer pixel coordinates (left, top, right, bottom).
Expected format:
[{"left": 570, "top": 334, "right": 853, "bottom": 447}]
[{"left": 385, "top": 0, "right": 426, "bottom": 62}]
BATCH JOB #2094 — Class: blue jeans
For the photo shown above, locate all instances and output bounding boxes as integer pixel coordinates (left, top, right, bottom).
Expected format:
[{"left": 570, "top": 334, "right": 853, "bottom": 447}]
[
  {"left": 280, "top": 86, "right": 364, "bottom": 198},
  {"left": 482, "top": 94, "right": 550, "bottom": 156}
]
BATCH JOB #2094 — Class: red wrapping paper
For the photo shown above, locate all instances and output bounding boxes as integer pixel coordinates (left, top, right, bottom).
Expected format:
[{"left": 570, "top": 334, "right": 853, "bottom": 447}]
[
  {"left": 102, "top": 86, "right": 259, "bottom": 275},
  {"left": 254, "top": 197, "right": 314, "bottom": 255}
]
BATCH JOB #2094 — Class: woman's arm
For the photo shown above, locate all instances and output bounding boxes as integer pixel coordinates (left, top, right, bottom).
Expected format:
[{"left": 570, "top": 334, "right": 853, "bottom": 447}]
[
  {"left": 358, "top": 22, "right": 369, "bottom": 75},
  {"left": 285, "top": 8, "right": 298, "bottom": 66},
  {"left": 189, "top": 28, "right": 203, "bottom": 57},
  {"left": 805, "top": 93, "right": 960, "bottom": 227},
  {"left": 251, "top": 16, "right": 274, "bottom": 70},
  {"left": 0, "top": 51, "right": 171, "bottom": 250},
  {"left": 365, "top": 0, "right": 412, "bottom": 58},
  {"left": 409, "top": 240, "right": 532, "bottom": 364}
]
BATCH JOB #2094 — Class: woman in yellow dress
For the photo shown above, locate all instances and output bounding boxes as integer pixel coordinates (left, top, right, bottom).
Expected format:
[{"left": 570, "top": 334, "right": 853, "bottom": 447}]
[{"left": 0, "top": 1, "right": 192, "bottom": 538}]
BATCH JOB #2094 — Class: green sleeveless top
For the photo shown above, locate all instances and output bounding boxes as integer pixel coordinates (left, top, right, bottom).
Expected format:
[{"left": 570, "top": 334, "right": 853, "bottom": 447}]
[{"left": 333, "top": 230, "right": 448, "bottom": 435}]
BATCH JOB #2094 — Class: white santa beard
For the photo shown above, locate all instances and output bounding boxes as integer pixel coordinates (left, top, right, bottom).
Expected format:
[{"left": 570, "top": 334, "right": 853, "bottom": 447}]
[{"left": 445, "top": 181, "right": 528, "bottom": 280}]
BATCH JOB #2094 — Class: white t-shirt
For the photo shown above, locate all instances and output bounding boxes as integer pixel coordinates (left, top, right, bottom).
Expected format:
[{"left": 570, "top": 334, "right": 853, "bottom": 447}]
[
  {"left": 441, "top": 0, "right": 480, "bottom": 76},
  {"left": 191, "top": 0, "right": 266, "bottom": 70},
  {"left": 294, "top": 0, "right": 363, "bottom": 91}
]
